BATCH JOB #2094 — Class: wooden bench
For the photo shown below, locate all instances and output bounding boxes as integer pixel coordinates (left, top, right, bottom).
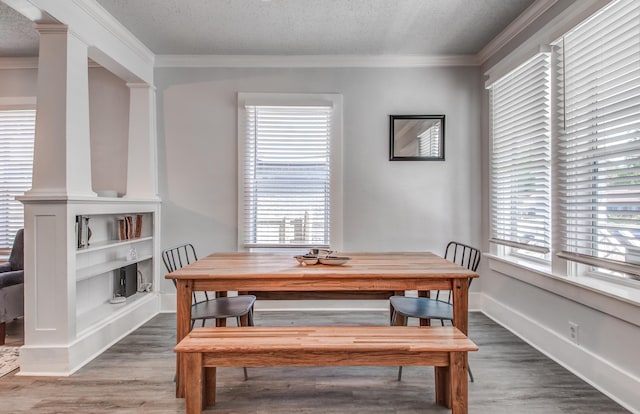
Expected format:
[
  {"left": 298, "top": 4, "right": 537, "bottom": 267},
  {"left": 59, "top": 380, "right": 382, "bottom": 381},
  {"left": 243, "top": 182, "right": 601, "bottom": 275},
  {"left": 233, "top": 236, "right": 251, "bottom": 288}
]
[{"left": 174, "top": 325, "right": 478, "bottom": 414}]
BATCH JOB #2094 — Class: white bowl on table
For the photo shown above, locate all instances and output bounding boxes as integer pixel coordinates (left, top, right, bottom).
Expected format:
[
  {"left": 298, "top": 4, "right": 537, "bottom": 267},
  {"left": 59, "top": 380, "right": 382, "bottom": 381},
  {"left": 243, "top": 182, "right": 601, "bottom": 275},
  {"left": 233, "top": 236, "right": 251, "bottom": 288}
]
[{"left": 318, "top": 256, "right": 350, "bottom": 265}]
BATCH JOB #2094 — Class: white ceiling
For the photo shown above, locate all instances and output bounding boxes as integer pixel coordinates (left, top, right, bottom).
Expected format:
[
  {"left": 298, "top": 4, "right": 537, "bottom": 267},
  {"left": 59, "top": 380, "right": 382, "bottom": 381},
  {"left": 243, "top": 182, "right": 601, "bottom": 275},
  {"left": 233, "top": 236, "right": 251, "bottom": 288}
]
[
  {"left": 0, "top": 0, "right": 536, "bottom": 58},
  {"left": 0, "top": 1, "right": 40, "bottom": 57},
  {"left": 94, "top": 0, "right": 537, "bottom": 56}
]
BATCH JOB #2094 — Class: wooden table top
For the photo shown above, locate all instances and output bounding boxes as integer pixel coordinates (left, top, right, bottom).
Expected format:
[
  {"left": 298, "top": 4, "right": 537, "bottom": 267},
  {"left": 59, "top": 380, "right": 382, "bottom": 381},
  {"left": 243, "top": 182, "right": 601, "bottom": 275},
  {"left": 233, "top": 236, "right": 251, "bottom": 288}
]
[{"left": 165, "top": 251, "right": 478, "bottom": 281}]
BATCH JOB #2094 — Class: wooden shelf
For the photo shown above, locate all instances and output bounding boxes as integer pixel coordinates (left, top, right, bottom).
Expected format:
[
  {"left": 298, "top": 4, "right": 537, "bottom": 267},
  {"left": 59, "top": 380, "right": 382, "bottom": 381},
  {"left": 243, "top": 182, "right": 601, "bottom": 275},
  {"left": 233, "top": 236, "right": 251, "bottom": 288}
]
[
  {"left": 76, "top": 236, "right": 152, "bottom": 254},
  {"left": 76, "top": 292, "right": 156, "bottom": 335},
  {"left": 76, "top": 254, "right": 152, "bottom": 282}
]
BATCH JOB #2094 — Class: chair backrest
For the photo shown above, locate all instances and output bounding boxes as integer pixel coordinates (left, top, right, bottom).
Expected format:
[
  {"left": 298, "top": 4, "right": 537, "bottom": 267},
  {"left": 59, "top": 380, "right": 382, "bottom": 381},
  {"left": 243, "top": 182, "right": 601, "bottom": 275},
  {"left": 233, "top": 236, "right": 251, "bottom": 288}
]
[
  {"left": 444, "top": 241, "right": 481, "bottom": 272},
  {"left": 162, "top": 243, "right": 198, "bottom": 280},
  {"left": 162, "top": 243, "right": 207, "bottom": 303},
  {"left": 9, "top": 229, "right": 24, "bottom": 271},
  {"left": 438, "top": 241, "right": 481, "bottom": 303}
]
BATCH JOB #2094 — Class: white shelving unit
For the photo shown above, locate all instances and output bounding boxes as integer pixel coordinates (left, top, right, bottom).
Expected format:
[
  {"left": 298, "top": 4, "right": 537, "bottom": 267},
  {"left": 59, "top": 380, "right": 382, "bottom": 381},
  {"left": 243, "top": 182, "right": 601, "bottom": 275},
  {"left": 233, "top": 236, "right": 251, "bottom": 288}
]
[
  {"left": 20, "top": 197, "right": 161, "bottom": 375},
  {"left": 72, "top": 206, "right": 160, "bottom": 334},
  {"left": 17, "top": 17, "right": 159, "bottom": 376}
]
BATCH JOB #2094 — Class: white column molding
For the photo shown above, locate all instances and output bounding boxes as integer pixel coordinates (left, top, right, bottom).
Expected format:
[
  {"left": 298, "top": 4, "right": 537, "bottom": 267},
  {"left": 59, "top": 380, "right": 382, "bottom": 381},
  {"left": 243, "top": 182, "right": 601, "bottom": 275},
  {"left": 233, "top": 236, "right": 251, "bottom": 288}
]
[
  {"left": 21, "top": 202, "right": 75, "bottom": 348},
  {"left": 26, "top": 24, "right": 95, "bottom": 199},
  {"left": 124, "top": 83, "right": 159, "bottom": 200}
]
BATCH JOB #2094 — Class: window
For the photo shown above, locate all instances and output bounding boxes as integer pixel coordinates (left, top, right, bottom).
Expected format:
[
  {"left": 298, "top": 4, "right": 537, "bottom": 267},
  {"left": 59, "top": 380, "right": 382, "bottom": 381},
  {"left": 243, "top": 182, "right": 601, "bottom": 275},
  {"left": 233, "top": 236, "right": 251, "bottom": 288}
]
[
  {"left": 489, "top": 0, "right": 640, "bottom": 282},
  {"left": 418, "top": 123, "right": 441, "bottom": 157},
  {"left": 238, "top": 93, "right": 343, "bottom": 250},
  {"left": 555, "top": 0, "right": 640, "bottom": 278},
  {"left": 489, "top": 53, "right": 552, "bottom": 258},
  {"left": 0, "top": 108, "right": 35, "bottom": 250}
]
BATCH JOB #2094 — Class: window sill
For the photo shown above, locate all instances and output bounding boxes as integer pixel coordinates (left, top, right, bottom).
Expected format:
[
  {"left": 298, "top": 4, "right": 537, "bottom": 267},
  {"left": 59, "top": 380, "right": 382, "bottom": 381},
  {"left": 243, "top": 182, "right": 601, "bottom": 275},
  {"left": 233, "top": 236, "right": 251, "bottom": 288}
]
[{"left": 486, "top": 254, "right": 640, "bottom": 327}]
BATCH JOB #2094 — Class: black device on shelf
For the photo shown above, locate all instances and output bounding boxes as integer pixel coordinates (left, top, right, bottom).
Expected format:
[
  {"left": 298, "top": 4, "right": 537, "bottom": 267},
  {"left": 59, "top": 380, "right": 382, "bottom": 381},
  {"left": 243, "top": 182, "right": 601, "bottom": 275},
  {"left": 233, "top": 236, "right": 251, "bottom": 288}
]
[{"left": 114, "top": 263, "right": 138, "bottom": 298}]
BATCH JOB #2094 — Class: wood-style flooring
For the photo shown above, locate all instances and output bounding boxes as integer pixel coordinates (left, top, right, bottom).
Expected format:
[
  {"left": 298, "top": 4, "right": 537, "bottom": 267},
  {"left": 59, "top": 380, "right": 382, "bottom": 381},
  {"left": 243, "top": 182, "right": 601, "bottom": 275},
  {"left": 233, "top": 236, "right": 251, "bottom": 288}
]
[{"left": 0, "top": 311, "right": 630, "bottom": 413}]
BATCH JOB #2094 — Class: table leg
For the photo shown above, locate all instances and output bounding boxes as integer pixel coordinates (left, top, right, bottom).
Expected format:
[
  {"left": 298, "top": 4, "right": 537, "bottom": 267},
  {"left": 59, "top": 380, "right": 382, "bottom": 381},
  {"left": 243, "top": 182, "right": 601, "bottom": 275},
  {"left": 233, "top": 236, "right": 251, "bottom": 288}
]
[
  {"left": 418, "top": 290, "right": 431, "bottom": 326},
  {"left": 205, "top": 367, "right": 217, "bottom": 406},
  {"left": 434, "top": 366, "right": 451, "bottom": 408},
  {"left": 176, "top": 279, "right": 193, "bottom": 398},
  {"left": 215, "top": 291, "right": 228, "bottom": 327},
  {"left": 451, "top": 278, "right": 469, "bottom": 335},
  {"left": 451, "top": 278, "right": 470, "bottom": 399}
]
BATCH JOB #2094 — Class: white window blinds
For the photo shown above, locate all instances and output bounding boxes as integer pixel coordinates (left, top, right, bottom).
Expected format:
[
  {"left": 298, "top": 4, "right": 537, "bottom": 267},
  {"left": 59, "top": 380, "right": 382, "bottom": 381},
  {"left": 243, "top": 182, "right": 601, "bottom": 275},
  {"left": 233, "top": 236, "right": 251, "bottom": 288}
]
[
  {"left": 0, "top": 109, "right": 35, "bottom": 249},
  {"left": 490, "top": 53, "right": 552, "bottom": 253},
  {"left": 418, "top": 123, "right": 441, "bottom": 157},
  {"left": 556, "top": 0, "right": 640, "bottom": 274},
  {"left": 242, "top": 105, "right": 332, "bottom": 248}
]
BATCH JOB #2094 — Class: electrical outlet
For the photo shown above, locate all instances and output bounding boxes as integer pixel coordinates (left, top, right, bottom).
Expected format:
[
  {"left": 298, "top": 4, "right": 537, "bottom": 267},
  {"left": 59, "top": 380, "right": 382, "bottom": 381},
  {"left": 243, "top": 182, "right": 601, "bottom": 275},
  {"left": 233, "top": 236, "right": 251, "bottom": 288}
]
[{"left": 569, "top": 321, "right": 579, "bottom": 344}]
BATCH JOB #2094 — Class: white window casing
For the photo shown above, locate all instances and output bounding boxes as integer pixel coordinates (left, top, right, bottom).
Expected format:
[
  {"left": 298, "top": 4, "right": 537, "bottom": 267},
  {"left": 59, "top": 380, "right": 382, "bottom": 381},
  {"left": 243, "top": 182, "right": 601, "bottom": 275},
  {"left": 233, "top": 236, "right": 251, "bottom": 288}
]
[
  {"left": 555, "top": 0, "right": 640, "bottom": 277},
  {"left": 0, "top": 108, "right": 35, "bottom": 249},
  {"left": 237, "top": 93, "right": 343, "bottom": 251},
  {"left": 490, "top": 53, "right": 552, "bottom": 255}
]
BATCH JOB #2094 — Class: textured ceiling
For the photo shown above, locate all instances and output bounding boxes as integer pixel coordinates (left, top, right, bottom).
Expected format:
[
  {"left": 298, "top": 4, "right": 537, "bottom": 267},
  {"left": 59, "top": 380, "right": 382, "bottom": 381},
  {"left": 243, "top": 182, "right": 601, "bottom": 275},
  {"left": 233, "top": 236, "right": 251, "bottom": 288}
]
[
  {"left": 0, "top": 0, "right": 536, "bottom": 58},
  {"left": 0, "top": 2, "right": 40, "bottom": 57}
]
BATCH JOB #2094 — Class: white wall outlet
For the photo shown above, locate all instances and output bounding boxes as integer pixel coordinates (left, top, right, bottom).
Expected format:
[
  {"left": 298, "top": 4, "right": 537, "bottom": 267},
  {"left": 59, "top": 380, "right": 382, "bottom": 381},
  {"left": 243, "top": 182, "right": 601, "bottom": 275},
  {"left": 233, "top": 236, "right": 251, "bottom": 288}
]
[{"left": 569, "top": 321, "right": 579, "bottom": 344}]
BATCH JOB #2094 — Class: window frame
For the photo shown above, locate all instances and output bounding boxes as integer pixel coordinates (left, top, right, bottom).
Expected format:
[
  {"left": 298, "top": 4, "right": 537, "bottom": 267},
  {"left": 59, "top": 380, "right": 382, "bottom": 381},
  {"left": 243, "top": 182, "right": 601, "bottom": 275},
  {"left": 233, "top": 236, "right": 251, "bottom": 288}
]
[
  {"left": 0, "top": 102, "right": 36, "bottom": 253},
  {"left": 489, "top": 52, "right": 553, "bottom": 260},
  {"left": 488, "top": 0, "right": 640, "bottom": 286},
  {"left": 237, "top": 92, "right": 343, "bottom": 252},
  {"left": 554, "top": 0, "right": 640, "bottom": 281}
]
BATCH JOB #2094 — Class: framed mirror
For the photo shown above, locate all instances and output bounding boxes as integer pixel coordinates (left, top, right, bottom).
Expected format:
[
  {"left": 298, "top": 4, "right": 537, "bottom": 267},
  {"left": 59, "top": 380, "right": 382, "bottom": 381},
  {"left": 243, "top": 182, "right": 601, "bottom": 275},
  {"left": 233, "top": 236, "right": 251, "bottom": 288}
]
[{"left": 389, "top": 115, "right": 445, "bottom": 161}]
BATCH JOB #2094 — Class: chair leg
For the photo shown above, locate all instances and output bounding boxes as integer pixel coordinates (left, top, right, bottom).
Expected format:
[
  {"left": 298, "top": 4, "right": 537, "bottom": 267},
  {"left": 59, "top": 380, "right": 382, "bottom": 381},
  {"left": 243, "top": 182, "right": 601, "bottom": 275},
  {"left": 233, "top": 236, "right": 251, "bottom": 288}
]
[
  {"left": 392, "top": 311, "right": 408, "bottom": 381},
  {"left": 237, "top": 315, "right": 250, "bottom": 381}
]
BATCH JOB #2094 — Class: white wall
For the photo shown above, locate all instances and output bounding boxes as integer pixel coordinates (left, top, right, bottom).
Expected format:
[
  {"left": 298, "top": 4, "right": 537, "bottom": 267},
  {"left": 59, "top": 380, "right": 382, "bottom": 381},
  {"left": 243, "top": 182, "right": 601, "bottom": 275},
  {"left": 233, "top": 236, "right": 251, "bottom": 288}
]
[
  {"left": 0, "top": 66, "right": 129, "bottom": 195},
  {"left": 154, "top": 66, "right": 483, "bottom": 286},
  {"left": 0, "top": 68, "right": 37, "bottom": 99},
  {"left": 88, "top": 67, "right": 130, "bottom": 196}
]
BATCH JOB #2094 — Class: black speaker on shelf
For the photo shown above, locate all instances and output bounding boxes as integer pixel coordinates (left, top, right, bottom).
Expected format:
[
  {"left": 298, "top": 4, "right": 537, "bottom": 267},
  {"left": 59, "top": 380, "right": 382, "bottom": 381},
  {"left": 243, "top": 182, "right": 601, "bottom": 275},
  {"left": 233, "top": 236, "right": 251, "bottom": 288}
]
[{"left": 114, "top": 263, "right": 138, "bottom": 298}]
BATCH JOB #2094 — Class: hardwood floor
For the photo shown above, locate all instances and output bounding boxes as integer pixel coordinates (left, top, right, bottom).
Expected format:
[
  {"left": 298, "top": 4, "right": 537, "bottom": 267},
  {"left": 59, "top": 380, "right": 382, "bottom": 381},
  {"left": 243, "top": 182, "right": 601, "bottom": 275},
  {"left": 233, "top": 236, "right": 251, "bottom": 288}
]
[{"left": 0, "top": 311, "right": 630, "bottom": 413}]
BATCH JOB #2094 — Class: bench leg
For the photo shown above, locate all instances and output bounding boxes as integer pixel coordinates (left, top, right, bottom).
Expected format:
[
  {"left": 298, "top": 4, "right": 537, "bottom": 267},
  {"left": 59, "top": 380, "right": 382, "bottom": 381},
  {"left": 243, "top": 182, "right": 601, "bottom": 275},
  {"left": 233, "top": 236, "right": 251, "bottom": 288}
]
[
  {"left": 205, "top": 367, "right": 217, "bottom": 407},
  {"left": 450, "top": 352, "right": 468, "bottom": 414},
  {"left": 434, "top": 366, "right": 451, "bottom": 408},
  {"left": 185, "top": 353, "right": 204, "bottom": 414}
]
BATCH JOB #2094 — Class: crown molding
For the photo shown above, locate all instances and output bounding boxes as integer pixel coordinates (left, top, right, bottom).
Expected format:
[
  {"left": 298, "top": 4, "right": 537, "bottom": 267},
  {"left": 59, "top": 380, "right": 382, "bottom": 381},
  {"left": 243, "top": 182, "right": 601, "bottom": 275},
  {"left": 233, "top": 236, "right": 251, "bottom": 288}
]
[
  {"left": 476, "top": 0, "right": 559, "bottom": 64},
  {"left": 155, "top": 54, "right": 479, "bottom": 68},
  {"left": 0, "top": 57, "right": 39, "bottom": 69}
]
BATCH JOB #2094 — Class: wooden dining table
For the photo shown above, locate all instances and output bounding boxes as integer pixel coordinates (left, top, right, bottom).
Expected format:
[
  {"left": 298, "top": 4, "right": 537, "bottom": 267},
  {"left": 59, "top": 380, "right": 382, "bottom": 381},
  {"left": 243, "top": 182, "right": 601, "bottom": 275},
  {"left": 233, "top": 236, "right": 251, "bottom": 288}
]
[{"left": 166, "top": 251, "right": 478, "bottom": 398}]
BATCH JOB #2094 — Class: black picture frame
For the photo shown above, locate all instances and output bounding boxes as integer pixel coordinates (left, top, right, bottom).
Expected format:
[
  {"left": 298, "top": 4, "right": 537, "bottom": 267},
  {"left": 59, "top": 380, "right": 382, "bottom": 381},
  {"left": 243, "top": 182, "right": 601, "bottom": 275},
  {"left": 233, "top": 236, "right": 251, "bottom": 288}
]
[{"left": 389, "top": 115, "right": 445, "bottom": 161}]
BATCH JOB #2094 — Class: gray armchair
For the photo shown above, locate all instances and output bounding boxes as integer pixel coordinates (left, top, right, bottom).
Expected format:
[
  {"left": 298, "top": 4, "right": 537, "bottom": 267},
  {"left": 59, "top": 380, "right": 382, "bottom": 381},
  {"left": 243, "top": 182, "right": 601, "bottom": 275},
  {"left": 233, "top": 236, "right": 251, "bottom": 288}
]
[{"left": 0, "top": 229, "right": 24, "bottom": 345}]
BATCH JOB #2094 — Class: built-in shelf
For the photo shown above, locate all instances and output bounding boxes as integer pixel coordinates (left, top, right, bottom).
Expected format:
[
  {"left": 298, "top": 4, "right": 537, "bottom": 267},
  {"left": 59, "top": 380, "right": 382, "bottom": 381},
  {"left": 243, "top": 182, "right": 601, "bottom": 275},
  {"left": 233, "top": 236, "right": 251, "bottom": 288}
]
[
  {"left": 76, "top": 236, "right": 153, "bottom": 254},
  {"left": 76, "top": 291, "right": 156, "bottom": 335},
  {"left": 76, "top": 254, "right": 152, "bottom": 282}
]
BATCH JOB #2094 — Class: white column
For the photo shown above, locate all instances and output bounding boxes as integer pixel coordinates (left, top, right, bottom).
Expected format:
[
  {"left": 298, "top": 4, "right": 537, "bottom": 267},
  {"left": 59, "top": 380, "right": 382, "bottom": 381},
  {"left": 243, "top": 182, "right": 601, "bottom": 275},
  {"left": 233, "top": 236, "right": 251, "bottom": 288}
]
[
  {"left": 125, "top": 83, "right": 158, "bottom": 199},
  {"left": 26, "top": 24, "right": 95, "bottom": 198},
  {"left": 19, "top": 24, "right": 91, "bottom": 375}
]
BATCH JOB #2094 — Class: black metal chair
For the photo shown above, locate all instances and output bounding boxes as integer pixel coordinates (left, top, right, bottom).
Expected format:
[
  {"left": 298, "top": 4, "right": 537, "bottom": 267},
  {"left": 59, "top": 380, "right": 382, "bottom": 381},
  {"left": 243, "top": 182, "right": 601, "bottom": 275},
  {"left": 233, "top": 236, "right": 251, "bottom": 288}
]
[
  {"left": 390, "top": 241, "right": 481, "bottom": 382},
  {"left": 162, "top": 243, "right": 256, "bottom": 380}
]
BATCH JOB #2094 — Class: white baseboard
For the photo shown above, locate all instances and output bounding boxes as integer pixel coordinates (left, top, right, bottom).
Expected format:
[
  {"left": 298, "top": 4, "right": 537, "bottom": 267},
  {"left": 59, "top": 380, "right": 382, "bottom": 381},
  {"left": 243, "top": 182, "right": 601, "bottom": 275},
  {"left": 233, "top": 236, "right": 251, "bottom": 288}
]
[{"left": 482, "top": 293, "right": 640, "bottom": 414}]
